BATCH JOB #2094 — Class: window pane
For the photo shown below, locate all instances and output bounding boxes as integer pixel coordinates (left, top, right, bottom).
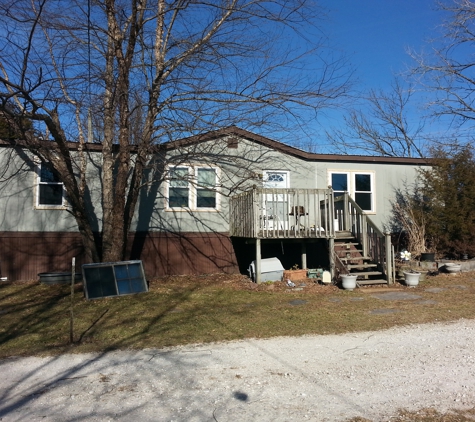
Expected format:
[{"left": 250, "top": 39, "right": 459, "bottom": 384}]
[
  {"left": 117, "top": 280, "right": 132, "bottom": 294},
  {"left": 331, "top": 173, "right": 348, "bottom": 191},
  {"left": 170, "top": 168, "right": 189, "bottom": 187},
  {"left": 355, "top": 174, "right": 371, "bottom": 192},
  {"left": 114, "top": 265, "right": 129, "bottom": 280},
  {"left": 130, "top": 278, "right": 145, "bottom": 293},
  {"left": 197, "top": 189, "right": 216, "bottom": 208},
  {"left": 39, "top": 184, "right": 63, "bottom": 205},
  {"left": 264, "top": 172, "right": 287, "bottom": 188},
  {"left": 355, "top": 192, "right": 372, "bottom": 211},
  {"left": 83, "top": 266, "right": 117, "bottom": 299},
  {"left": 169, "top": 187, "right": 189, "bottom": 207},
  {"left": 198, "top": 168, "right": 216, "bottom": 187},
  {"left": 40, "top": 163, "right": 61, "bottom": 183},
  {"left": 268, "top": 174, "right": 284, "bottom": 182},
  {"left": 128, "top": 263, "right": 142, "bottom": 278}
]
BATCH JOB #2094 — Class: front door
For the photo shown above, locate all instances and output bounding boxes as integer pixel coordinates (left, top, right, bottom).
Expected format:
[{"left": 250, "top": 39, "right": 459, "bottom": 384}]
[{"left": 262, "top": 171, "right": 289, "bottom": 229}]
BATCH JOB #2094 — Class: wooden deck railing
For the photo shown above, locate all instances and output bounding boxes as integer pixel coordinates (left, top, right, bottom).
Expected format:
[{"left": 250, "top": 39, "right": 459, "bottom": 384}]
[
  {"left": 229, "top": 188, "right": 335, "bottom": 239},
  {"left": 334, "top": 194, "right": 394, "bottom": 284}
]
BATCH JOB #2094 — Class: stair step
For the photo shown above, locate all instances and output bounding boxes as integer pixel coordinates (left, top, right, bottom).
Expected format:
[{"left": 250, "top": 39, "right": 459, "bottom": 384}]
[
  {"left": 337, "top": 249, "right": 364, "bottom": 259},
  {"left": 357, "top": 279, "right": 388, "bottom": 286},
  {"left": 336, "top": 231, "right": 353, "bottom": 239},
  {"left": 339, "top": 255, "right": 367, "bottom": 261},
  {"left": 349, "top": 271, "right": 383, "bottom": 277},
  {"left": 347, "top": 263, "right": 378, "bottom": 269},
  {"left": 335, "top": 242, "right": 359, "bottom": 247}
]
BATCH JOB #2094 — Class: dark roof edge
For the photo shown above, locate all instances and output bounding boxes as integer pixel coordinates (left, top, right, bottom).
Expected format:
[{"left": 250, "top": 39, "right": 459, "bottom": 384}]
[
  {"left": 0, "top": 138, "right": 106, "bottom": 152},
  {"left": 164, "top": 126, "right": 431, "bottom": 165},
  {"left": 1, "top": 126, "right": 431, "bottom": 165}
]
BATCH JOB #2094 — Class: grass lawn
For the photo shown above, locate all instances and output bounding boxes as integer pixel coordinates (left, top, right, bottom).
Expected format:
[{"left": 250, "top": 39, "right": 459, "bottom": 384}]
[{"left": 1, "top": 271, "right": 475, "bottom": 360}]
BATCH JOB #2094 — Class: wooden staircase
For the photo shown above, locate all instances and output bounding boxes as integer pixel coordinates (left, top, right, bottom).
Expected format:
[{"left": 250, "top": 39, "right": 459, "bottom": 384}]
[{"left": 334, "top": 231, "right": 389, "bottom": 286}]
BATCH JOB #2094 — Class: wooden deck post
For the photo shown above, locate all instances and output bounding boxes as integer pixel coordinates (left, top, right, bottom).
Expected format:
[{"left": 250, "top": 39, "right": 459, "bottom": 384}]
[
  {"left": 362, "top": 216, "right": 368, "bottom": 258},
  {"left": 301, "top": 241, "right": 307, "bottom": 269},
  {"left": 344, "top": 192, "right": 349, "bottom": 231},
  {"left": 255, "top": 238, "right": 262, "bottom": 283},
  {"left": 385, "top": 233, "right": 393, "bottom": 284},
  {"left": 329, "top": 237, "right": 335, "bottom": 280}
]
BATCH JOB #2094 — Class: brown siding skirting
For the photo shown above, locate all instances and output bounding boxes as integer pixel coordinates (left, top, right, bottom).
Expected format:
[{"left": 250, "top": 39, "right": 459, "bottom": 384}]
[
  {"left": 127, "top": 232, "right": 239, "bottom": 278},
  {"left": 0, "top": 231, "right": 239, "bottom": 282}
]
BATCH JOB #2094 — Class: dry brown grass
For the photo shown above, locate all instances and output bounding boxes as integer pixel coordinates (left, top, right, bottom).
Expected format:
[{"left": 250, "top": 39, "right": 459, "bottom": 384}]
[{"left": 1, "top": 271, "right": 475, "bottom": 360}]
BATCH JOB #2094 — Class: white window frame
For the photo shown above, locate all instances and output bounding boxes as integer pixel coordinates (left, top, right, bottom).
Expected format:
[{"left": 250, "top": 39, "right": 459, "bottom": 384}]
[
  {"left": 328, "top": 170, "right": 375, "bottom": 213},
  {"left": 166, "top": 165, "right": 221, "bottom": 211},
  {"left": 35, "top": 161, "right": 67, "bottom": 209}
]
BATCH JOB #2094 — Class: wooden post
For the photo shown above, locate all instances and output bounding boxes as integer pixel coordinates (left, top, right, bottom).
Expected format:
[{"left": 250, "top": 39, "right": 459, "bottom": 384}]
[
  {"left": 255, "top": 238, "right": 262, "bottom": 283},
  {"left": 301, "top": 241, "right": 307, "bottom": 269},
  {"left": 329, "top": 237, "right": 335, "bottom": 280},
  {"left": 385, "top": 233, "right": 393, "bottom": 284},
  {"left": 362, "top": 216, "right": 368, "bottom": 258},
  {"left": 343, "top": 192, "right": 349, "bottom": 231}
]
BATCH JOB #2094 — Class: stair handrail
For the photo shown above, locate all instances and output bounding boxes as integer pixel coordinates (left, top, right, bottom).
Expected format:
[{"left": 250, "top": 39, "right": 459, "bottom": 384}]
[
  {"left": 333, "top": 249, "right": 349, "bottom": 278},
  {"left": 334, "top": 193, "right": 394, "bottom": 284}
]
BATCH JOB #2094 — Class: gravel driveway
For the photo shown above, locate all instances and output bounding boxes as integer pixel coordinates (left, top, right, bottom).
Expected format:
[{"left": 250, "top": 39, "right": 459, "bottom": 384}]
[{"left": 1, "top": 319, "right": 475, "bottom": 421}]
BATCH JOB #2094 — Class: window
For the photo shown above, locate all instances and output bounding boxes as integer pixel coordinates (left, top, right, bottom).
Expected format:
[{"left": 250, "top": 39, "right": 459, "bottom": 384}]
[
  {"left": 330, "top": 171, "right": 374, "bottom": 212},
  {"left": 197, "top": 168, "right": 217, "bottom": 208},
  {"left": 169, "top": 167, "right": 190, "bottom": 208},
  {"left": 354, "top": 173, "right": 372, "bottom": 211},
  {"left": 263, "top": 171, "right": 288, "bottom": 188},
  {"left": 82, "top": 260, "right": 148, "bottom": 300},
  {"left": 167, "top": 165, "right": 219, "bottom": 210},
  {"left": 36, "top": 162, "right": 65, "bottom": 208},
  {"left": 267, "top": 173, "right": 284, "bottom": 183}
]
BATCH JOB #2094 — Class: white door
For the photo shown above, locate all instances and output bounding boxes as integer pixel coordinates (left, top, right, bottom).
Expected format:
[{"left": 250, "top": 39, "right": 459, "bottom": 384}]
[{"left": 262, "top": 171, "right": 289, "bottom": 229}]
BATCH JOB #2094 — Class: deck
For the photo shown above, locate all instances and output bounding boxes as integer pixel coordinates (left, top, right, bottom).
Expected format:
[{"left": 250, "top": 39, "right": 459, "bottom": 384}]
[
  {"left": 229, "top": 188, "right": 336, "bottom": 239},
  {"left": 229, "top": 188, "right": 394, "bottom": 284}
]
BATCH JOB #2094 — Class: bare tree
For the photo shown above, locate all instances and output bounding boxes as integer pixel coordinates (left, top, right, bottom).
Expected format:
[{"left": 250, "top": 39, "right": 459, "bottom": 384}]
[
  {"left": 0, "top": 0, "right": 351, "bottom": 263},
  {"left": 326, "top": 78, "right": 426, "bottom": 157},
  {"left": 410, "top": 0, "right": 475, "bottom": 139}
]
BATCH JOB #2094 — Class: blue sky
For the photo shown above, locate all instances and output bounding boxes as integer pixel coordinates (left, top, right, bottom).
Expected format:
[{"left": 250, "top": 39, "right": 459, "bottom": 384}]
[
  {"left": 300, "top": 0, "right": 447, "bottom": 151},
  {"left": 322, "top": 0, "right": 441, "bottom": 91}
]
